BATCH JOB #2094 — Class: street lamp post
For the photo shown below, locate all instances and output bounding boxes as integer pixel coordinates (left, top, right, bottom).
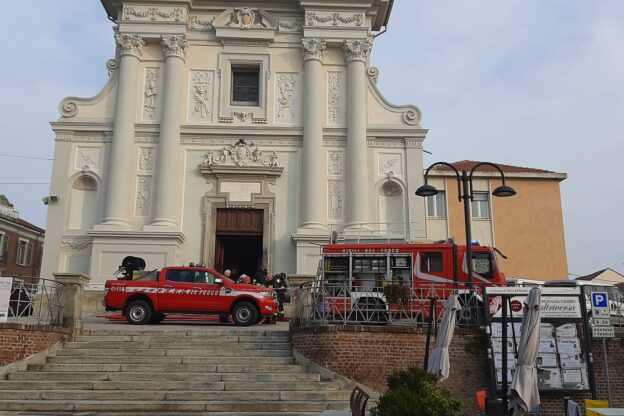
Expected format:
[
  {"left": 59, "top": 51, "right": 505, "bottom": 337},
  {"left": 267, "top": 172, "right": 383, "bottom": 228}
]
[{"left": 415, "top": 162, "right": 516, "bottom": 290}]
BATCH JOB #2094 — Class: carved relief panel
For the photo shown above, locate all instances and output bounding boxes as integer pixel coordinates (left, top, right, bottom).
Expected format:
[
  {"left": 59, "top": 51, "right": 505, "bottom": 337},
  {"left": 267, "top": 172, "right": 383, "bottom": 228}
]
[
  {"left": 328, "top": 180, "right": 343, "bottom": 221},
  {"left": 138, "top": 147, "right": 155, "bottom": 171},
  {"left": 188, "top": 71, "right": 214, "bottom": 123},
  {"left": 327, "top": 151, "right": 343, "bottom": 176},
  {"left": 74, "top": 147, "right": 102, "bottom": 171},
  {"left": 142, "top": 68, "right": 161, "bottom": 122},
  {"left": 378, "top": 153, "right": 404, "bottom": 178},
  {"left": 274, "top": 73, "right": 300, "bottom": 125},
  {"left": 327, "top": 71, "right": 346, "bottom": 126},
  {"left": 135, "top": 176, "right": 152, "bottom": 217}
]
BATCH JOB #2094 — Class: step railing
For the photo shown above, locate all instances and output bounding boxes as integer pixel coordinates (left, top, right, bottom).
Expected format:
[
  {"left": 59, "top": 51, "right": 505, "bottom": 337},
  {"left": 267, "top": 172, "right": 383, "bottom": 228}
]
[
  {"left": 5, "top": 277, "right": 67, "bottom": 326},
  {"left": 294, "top": 281, "right": 490, "bottom": 328}
]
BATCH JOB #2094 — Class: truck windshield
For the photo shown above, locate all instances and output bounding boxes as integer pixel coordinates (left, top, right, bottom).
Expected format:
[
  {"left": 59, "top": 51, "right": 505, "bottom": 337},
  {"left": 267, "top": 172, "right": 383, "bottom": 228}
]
[{"left": 472, "top": 252, "right": 495, "bottom": 278}]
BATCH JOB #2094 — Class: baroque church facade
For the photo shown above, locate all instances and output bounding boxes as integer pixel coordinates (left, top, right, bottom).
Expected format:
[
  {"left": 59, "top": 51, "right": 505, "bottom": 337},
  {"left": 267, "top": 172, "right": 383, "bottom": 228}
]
[{"left": 41, "top": 0, "right": 428, "bottom": 286}]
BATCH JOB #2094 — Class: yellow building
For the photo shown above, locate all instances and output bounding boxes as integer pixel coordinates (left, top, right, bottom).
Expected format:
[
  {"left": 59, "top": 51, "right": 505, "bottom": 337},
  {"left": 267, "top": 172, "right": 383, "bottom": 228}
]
[{"left": 424, "top": 160, "right": 568, "bottom": 281}]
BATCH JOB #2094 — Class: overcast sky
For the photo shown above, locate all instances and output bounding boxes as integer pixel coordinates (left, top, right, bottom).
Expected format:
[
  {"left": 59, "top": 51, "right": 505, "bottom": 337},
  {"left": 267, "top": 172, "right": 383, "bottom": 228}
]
[{"left": 0, "top": 1, "right": 622, "bottom": 277}]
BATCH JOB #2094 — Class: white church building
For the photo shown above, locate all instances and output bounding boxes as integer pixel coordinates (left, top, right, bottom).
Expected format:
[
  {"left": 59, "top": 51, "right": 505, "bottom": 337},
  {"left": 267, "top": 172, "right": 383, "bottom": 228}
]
[{"left": 41, "top": 0, "right": 429, "bottom": 286}]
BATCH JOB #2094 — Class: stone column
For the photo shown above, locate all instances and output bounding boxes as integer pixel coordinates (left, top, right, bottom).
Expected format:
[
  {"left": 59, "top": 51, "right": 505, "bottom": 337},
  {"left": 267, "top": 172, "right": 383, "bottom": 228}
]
[
  {"left": 147, "top": 35, "right": 188, "bottom": 229},
  {"left": 300, "top": 39, "right": 328, "bottom": 230},
  {"left": 53, "top": 273, "right": 90, "bottom": 332},
  {"left": 100, "top": 34, "right": 145, "bottom": 229},
  {"left": 344, "top": 40, "right": 372, "bottom": 229}
]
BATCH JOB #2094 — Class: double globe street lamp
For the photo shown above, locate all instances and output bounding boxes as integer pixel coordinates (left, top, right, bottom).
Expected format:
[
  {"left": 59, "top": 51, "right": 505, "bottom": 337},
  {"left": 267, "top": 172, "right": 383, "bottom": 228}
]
[{"left": 415, "top": 162, "right": 517, "bottom": 290}]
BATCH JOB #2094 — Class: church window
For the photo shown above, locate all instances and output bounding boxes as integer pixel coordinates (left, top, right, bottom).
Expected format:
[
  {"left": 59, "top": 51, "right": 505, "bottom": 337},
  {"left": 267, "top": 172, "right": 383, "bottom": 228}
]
[
  {"left": 68, "top": 175, "right": 98, "bottom": 230},
  {"left": 231, "top": 66, "right": 260, "bottom": 106}
]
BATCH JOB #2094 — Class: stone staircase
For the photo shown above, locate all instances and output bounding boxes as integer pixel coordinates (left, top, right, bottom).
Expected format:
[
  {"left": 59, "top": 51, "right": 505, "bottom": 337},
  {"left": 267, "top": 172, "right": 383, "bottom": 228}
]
[{"left": 0, "top": 328, "right": 353, "bottom": 415}]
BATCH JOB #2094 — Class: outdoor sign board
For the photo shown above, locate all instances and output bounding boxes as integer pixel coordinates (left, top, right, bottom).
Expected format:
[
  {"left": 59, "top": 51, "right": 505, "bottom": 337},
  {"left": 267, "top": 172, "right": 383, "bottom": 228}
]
[
  {"left": 0, "top": 276, "right": 13, "bottom": 323},
  {"left": 487, "top": 287, "right": 582, "bottom": 319},
  {"left": 590, "top": 292, "right": 615, "bottom": 339},
  {"left": 486, "top": 286, "right": 591, "bottom": 393}
]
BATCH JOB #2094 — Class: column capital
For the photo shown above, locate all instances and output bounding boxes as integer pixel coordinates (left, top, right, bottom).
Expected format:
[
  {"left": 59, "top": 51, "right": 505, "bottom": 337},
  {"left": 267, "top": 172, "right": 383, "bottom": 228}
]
[
  {"left": 161, "top": 34, "right": 188, "bottom": 60},
  {"left": 114, "top": 33, "right": 146, "bottom": 58},
  {"left": 302, "top": 38, "right": 327, "bottom": 62},
  {"left": 343, "top": 39, "right": 372, "bottom": 63}
]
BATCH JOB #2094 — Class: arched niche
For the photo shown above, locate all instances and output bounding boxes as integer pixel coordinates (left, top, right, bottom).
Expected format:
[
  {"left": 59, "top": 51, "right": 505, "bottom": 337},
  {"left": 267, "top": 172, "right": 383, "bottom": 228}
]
[
  {"left": 68, "top": 175, "right": 98, "bottom": 230},
  {"left": 378, "top": 179, "right": 406, "bottom": 234}
]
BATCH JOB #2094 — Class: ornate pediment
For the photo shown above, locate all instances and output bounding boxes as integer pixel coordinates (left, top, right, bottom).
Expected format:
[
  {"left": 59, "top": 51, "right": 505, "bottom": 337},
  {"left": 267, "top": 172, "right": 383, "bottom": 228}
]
[
  {"left": 212, "top": 8, "right": 278, "bottom": 43},
  {"left": 199, "top": 140, "right": 284, "bottom": 180}
]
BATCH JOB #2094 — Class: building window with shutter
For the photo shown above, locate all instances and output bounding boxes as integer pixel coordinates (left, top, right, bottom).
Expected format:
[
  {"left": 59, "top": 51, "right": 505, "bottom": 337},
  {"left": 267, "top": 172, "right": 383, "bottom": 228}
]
[
  {"left": 231, "top": 66, "right": 260, "bottom": 106},
  {"left": 471, "top": 192, "right": 491, "bottom": 219},
  {"left": 16, "top": 238, "right": 32, "bottom": 266},
  {"left": 0, "top": 232, "right": 8, "bottom": 264},
  {"left": 426, "top": 192, "right": 446, "bottom": 218}
]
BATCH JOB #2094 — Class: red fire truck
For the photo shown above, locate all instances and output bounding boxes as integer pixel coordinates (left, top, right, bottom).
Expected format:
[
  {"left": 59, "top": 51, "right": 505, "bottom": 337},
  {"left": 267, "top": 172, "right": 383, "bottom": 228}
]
[
  {"left": 104, "top": 266, "right": 277, "bottom": 326},
  {"left": 315, "top": 241, "right": 506, "bottom": 323}
]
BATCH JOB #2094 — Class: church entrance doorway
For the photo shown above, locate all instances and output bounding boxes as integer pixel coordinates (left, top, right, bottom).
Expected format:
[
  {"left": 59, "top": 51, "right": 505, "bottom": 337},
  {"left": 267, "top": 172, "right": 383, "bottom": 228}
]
[{"left": 214, "top": 209, "right": 263, "bottom": 278}]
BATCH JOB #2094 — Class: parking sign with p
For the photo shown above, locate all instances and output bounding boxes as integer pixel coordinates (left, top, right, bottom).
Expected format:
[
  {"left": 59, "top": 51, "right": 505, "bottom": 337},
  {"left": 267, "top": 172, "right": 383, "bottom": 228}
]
[{"left": 591, "top": 292, "right": 609, "bottom": 317}]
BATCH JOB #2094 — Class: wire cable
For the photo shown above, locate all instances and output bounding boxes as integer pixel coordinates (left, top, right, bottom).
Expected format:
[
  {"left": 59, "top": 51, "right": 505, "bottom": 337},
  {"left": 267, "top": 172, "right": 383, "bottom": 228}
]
[
  {"left": 0, "top": 153, "right": 52, "bottom": 161},
  {"left": 0, "top": 182, "right": 50, "bottom": 185}
]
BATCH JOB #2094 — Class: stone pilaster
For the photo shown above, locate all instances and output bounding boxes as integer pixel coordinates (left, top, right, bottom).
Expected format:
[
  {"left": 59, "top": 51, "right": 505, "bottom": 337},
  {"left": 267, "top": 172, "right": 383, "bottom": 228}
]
[
  {"left": 299, "top": 38, "right": 327, "bottom": 230},
  {"left": 98, "top": 33, "right": 145, "bottom": 230},
  {"left": 147, "top": 35, "right": 188, "bottom": 229},
  {"left": 343, "top": 39, "right": 372, "bottom": 229}
]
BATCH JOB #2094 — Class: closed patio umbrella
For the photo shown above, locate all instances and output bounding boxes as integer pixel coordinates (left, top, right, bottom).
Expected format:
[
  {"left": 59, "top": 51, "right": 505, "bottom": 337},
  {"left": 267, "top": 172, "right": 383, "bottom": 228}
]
[
  {"left": 508, "top": 287, "right": 542, "bottom": 414},
  {"left": 427, "top": 294, "right": 461, "bottom": 382}
]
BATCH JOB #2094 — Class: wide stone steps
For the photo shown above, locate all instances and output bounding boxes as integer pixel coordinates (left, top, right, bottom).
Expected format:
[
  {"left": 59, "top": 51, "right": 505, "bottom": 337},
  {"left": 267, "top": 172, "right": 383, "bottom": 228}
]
[
  {"left": 0, "top": 328, "right": 354, "bottom": 414},
  {"left": 47, "top": 355, "right": 295, "bottom": 365},
  {"left": 8, "top": 371, "right": 322, "bottom": 382},
  {"left": 0, "top": 400, "right": 348, "bottom": 413},
  {"left": 56, "top": 348, "right": 293, "bottom": 357},
  {"left": 0, "top": 380, "right": 340, "bottom": 391}
]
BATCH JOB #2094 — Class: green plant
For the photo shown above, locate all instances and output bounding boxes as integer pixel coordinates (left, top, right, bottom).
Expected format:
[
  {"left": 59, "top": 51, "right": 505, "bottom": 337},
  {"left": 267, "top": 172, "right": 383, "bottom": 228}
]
[
  {"left": 383, "top": 284, "right": 410, "bottom": 305},
  {"left": 464, "top": 334, "right": 489, "bottom": 355},
  {"left": 370, "top": 367, "right": 463, "bottom": 416}
]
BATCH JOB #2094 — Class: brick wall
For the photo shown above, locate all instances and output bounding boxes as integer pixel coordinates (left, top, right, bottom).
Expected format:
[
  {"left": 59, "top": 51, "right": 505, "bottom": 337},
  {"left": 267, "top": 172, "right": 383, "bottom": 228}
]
[
  {"left": 0, "top": 323, "right": 70, "bottom": 367},
  {"left": 292, "top": 325, "right": 624, "bottom": 416}
]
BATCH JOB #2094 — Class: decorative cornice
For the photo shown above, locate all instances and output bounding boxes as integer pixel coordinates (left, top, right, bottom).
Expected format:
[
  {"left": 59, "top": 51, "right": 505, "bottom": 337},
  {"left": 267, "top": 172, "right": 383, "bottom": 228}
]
[
  {"left": 301, "top": 38, "right": 327, "bottom": 62},
  {"left": 161, "top": 35, "right": 188, "bottom": 60},
  {"left": 114, "top": 33, "right": 145, "bottom": 57},
  {"left": 187, "top": 15, "right": 214, "bottom": 30},
  {"left": 305, "top": 12, "right": 364, "bottom": 27},
  {"left": 123, "top": 6, "right": 185, "bottom": 22},
  {"left": 344, "top": 39, "right": 372, "bottom": 63},
  {"left": 278, "top": 19, "right": 303, "bottom": 31}
]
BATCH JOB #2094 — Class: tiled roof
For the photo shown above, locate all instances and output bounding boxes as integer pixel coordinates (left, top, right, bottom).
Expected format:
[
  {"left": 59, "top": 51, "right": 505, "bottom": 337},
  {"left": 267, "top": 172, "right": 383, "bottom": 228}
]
[
  {"left": 575, "top": 269, "right": 609, "bottom": 281},
  {"left": 432, "top": 160, "right": 557, "bottom": 174},
  {"left": 17, "top": 218, "right": 45, "bottom": 234}
]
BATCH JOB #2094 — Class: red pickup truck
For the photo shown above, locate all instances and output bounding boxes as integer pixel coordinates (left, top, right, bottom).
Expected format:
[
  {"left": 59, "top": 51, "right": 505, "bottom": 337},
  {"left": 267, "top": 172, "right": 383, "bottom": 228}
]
[{"left": 104, "top": 266, "right": 277, "bottom": 326}]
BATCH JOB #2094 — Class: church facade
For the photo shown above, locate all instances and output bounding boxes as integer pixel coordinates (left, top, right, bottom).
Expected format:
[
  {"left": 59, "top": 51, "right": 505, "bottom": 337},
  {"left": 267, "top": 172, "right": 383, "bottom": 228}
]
[{"left": 41, "top": 0, "right": 428, "bottom": 286}]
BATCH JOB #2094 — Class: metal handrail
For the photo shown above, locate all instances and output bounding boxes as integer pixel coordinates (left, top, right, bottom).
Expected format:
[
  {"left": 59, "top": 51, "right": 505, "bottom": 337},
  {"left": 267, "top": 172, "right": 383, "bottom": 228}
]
[
  {"left": 6, "top": 277, "right": 68, "bottom": 326},
  {"left": 294, "top": 281, "right": 489, "bottom": 328},
  {"left": 328, "top": 222, "right": 424, "bottom": 244}
]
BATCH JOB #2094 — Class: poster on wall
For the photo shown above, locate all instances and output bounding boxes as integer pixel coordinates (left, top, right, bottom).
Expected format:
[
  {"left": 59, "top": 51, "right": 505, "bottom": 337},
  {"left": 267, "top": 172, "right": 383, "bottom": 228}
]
[{"left": 0, "top": 276, "right": 13, "bottom": 323}]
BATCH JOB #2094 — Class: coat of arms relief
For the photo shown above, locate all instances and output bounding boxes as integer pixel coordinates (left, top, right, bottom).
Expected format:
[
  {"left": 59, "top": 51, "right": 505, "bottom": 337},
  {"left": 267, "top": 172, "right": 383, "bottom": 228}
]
[{"left": 201, "top": 140, "right": 280, "bottom": 168}]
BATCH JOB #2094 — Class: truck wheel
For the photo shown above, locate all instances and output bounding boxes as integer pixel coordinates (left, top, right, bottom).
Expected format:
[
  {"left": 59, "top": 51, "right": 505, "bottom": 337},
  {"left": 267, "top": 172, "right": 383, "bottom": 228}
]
[
  {"left": 125, "top": 300, "right": 153, "bottom": 325},
  {"left": 232, "top": 301, "right": 258, "bottom": 326}
]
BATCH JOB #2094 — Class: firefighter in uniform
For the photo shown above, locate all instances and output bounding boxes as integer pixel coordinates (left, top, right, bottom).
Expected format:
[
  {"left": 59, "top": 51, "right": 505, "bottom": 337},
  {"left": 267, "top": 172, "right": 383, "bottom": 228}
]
[{"left": 264, "top": 273, "right": 288, "bottom": 320}]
